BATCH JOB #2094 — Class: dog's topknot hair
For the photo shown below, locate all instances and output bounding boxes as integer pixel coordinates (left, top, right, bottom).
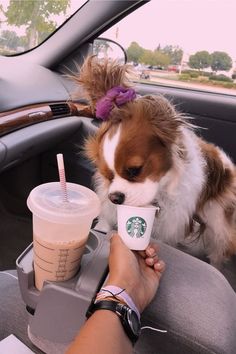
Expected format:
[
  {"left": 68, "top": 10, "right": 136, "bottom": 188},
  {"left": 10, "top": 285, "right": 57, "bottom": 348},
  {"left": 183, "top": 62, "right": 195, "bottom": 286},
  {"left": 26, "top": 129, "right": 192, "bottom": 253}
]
[{"left": 74, "top": 56, "right": 133, "bottom": 113}]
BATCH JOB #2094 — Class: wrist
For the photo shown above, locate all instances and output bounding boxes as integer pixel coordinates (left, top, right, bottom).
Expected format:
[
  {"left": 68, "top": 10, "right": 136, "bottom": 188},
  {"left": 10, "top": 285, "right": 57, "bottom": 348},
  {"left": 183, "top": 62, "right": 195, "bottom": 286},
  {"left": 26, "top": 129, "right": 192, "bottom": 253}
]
[
  {"left": 95, "top": 295, "right": 126, "bottom": 305},
  {"left": 105, "top": 278, "right": 142, "bottom": 312},
  {"left": 97, "top": 285, "right": 140, "bottom": 320}
]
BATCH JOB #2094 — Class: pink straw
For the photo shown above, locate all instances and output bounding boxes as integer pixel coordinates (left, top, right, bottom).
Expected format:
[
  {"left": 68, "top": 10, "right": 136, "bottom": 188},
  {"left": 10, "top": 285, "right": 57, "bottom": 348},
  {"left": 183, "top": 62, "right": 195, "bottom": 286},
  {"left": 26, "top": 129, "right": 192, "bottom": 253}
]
[{"left": 57, "top": 153, "right": 68, "bottom": 203}]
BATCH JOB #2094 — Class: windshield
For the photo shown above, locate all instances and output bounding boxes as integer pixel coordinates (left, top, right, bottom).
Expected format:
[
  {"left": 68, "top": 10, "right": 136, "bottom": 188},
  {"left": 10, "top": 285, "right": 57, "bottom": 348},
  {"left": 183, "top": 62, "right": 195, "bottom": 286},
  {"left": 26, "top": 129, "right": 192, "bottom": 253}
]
[
  {"left": 0, "top": 0, "right": 86, "bottom": 55},
  {"left": 102, "top": 0, "right": 236, "bottom": 96}
]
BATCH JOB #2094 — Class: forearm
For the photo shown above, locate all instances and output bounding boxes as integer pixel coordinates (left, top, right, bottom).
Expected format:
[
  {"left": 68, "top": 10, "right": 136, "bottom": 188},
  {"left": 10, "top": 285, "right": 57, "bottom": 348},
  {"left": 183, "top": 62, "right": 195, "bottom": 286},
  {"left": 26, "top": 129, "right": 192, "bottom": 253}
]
[{"left": 66, "top": 310, "right": 133, "bottom": 354}]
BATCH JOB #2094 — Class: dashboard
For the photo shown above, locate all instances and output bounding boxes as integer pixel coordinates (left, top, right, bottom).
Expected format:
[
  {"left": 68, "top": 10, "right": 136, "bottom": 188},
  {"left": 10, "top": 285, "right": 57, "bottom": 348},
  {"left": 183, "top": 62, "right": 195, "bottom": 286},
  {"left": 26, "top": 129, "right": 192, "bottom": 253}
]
[
  {"left": 0, "top": 56, "right": 95, "bottom": 173},
  {"left": 0, "top": 56, "right": 71, "bottom": 111}
]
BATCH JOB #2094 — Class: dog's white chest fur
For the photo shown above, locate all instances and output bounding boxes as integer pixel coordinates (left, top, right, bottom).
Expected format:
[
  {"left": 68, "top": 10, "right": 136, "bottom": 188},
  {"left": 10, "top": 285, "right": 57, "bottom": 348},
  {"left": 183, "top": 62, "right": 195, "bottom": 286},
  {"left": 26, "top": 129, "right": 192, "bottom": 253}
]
[{"left": 153, "top": 129, "right": 205, "bottom": 244}]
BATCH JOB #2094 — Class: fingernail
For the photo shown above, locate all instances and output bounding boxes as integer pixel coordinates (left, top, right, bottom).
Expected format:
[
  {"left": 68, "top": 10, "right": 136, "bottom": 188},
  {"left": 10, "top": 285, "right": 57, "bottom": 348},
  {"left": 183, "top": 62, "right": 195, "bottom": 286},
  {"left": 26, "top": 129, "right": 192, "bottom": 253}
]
[
  {"left": 148, "top": 258, "right": 154, "bottom": 265},
  {"left": 146, "top": 247, "right": 155, "bottom": 257},
  {"left": 155, "top": 260, "right": 165, "bottom": 270}
]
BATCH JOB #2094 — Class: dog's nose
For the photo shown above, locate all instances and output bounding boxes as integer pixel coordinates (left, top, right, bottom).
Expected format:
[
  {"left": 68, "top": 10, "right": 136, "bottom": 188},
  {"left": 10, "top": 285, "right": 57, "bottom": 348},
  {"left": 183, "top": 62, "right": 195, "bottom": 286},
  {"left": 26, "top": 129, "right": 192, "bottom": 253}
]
[{"left": 108, "top": 192, "right": 125, "bottom": 204}]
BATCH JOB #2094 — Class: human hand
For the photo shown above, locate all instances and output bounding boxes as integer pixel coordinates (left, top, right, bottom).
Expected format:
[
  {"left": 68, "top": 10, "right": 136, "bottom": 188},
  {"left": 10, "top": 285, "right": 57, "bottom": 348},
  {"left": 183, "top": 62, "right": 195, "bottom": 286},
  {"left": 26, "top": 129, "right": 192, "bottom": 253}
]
[{"left": 105, "top": 234, "right": 165, "bottom": 313}]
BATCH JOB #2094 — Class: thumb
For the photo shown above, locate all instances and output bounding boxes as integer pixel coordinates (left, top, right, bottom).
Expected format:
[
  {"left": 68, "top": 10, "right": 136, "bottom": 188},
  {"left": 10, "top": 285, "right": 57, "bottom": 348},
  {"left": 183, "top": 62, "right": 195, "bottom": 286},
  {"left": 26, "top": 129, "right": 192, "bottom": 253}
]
[{"left": 110, "top": 233, "right": 125, "bottom": 250}]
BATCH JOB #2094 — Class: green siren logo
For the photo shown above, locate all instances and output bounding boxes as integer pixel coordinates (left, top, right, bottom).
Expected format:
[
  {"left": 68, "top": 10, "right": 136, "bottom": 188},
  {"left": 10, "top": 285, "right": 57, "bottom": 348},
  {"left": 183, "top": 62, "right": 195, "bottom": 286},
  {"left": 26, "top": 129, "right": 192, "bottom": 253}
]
[{"left": 126, "top": 217, "right": 147, "bottom": 238}]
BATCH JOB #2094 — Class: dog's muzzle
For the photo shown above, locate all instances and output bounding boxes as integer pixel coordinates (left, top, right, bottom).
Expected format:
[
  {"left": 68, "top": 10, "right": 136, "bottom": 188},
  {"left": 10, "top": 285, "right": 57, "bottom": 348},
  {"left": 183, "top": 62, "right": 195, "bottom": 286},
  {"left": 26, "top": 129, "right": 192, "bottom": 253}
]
[{"left": 108, "top": 192, "right": 125, "bottom": 205}]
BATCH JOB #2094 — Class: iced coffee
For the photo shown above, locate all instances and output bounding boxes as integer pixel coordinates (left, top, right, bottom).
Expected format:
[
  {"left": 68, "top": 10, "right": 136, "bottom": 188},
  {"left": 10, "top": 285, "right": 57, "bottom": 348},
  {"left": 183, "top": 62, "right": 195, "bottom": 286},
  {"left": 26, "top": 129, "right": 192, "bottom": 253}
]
[{"left": 27, "top": 182, "right": 100, "bottom": 290}]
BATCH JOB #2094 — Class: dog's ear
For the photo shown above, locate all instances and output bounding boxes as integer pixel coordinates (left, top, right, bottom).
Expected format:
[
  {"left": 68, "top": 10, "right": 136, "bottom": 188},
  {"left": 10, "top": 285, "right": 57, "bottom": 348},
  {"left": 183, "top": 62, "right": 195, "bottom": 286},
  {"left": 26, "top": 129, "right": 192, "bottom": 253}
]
[
  {"left": 143, "top": 95, "right": 186, "bottom": 145},
  {"left": 73, "top": 56, "right": 133, "bottom": 114},
  {"left": 84, "top": 134, "right": 100, "bottom": 164},
  {"left": 83, "top": 122, "right": 112, "bottom": 164}
]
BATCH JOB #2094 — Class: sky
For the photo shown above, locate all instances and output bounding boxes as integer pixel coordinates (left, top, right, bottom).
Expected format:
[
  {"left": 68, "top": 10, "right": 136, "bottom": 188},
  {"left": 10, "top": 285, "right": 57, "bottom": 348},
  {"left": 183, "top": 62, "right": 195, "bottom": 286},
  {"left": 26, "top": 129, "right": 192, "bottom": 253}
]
[
  {"left": 0, "top": 0, "right": 236, "bottom": 64},
  {"left": 103, "top": 0, "right": 236, "bottom": 63}
]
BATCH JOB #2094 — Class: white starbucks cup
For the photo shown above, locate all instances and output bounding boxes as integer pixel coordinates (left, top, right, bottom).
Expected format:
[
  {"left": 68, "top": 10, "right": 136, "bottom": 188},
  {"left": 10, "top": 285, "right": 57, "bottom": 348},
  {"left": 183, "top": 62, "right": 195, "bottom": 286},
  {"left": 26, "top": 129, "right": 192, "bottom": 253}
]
[
  {"left": 27, "top": 182, "right": 100, "bottom": 290},
  {"left": 117, "top": 205, "right": 157, "bottom": 250}
]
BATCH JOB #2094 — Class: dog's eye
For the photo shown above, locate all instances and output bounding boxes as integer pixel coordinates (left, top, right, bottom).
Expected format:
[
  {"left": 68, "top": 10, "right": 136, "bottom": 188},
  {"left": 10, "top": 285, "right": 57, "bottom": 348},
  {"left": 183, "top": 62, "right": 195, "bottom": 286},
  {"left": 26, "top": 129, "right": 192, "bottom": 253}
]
[{"left": 126, "top": 166, "right": 143, "bottom": 179}]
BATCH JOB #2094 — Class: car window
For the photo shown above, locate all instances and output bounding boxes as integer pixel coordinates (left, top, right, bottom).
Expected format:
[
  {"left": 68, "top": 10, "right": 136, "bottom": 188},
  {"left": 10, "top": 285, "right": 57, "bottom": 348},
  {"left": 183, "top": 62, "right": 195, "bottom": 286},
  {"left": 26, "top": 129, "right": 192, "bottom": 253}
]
[
  {"left": 0, "top": 0, "right": 86, "bottom": 55},
  {"left": 102, "top": 0, "right": 236, "bottom": 96}
]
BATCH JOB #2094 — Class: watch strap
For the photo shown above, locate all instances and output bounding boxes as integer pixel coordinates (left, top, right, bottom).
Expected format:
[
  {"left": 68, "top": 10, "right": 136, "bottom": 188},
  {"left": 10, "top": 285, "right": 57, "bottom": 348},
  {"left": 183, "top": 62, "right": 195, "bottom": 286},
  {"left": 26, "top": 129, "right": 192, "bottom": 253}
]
[
  {"left": 90, "top": 298, "right": 120, "bottom": 314},
  {"left": 87, "top": 300, "right": 140, "bottom": 344}
]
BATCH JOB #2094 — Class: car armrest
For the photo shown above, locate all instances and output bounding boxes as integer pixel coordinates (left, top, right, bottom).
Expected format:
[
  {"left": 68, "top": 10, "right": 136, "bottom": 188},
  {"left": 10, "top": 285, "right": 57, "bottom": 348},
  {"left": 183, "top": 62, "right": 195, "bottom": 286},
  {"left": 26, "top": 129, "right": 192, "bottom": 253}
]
[{"left": 136, "top": 242, "right": 236, "bottom": 354}]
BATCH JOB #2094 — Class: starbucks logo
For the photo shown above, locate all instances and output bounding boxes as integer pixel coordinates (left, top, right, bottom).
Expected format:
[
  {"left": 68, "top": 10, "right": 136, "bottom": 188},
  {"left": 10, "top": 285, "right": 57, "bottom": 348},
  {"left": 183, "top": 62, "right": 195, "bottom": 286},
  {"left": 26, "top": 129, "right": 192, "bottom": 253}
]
[{"left": 126, "top": 217, "right": 147, "bottom": 238}]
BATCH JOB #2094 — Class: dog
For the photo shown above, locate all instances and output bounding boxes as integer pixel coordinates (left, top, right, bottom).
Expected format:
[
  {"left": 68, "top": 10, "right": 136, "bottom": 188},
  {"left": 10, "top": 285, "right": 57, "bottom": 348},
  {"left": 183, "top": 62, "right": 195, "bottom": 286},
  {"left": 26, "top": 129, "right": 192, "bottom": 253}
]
[{"left": 76, "top": 56, "right": 236, "bottom": 267}]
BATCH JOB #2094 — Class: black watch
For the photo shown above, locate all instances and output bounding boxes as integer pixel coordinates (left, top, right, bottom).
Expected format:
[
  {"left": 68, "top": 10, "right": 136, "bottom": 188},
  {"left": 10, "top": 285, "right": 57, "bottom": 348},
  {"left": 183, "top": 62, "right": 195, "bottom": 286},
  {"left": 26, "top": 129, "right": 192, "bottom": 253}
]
[{"left": 87, "top": 300, "right": 141, "bottom": 344}]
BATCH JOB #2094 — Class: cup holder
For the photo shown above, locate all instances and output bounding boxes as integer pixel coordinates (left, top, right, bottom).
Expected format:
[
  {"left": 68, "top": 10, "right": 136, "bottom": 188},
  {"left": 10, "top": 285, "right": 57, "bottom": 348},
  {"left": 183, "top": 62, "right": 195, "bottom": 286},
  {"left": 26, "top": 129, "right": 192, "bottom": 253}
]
[{"left": 16, "top": 229, "right": 110, "bottom": 352}]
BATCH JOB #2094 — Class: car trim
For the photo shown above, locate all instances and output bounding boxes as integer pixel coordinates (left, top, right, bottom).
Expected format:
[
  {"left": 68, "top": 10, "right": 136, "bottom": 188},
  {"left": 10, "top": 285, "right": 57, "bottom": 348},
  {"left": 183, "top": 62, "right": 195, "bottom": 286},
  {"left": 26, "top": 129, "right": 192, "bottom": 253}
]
[{"left": 0, "top": 102, "right": 92, "bottom": 136}]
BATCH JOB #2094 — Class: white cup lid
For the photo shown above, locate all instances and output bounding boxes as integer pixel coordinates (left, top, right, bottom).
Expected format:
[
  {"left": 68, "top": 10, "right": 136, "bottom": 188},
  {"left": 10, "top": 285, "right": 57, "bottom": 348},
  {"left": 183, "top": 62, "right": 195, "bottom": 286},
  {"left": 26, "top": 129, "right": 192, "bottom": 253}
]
[{"left": 27, "top": 182, "right": 100, "bottom": 224}]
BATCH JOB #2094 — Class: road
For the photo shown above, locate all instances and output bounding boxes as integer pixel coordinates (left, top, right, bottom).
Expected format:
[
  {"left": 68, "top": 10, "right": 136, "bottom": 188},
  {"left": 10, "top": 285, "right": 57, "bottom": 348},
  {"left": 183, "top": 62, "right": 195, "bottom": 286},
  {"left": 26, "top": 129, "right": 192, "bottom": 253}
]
[{"left": 145, "top": 74, "right": 236, "bottom": 96}]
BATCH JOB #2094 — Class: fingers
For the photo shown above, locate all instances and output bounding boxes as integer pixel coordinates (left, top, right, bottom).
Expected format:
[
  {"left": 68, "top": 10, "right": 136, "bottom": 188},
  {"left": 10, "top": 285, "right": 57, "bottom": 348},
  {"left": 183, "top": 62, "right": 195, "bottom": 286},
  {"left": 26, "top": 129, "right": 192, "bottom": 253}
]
[
  {"left": 145, "top": 255, "right": 165, "bottom": 271},
  {"left": 110, "top": 234, "right": 165, "bottom": 279},
  {"left": 142, "top": 244, "right": 165, "bottom": 279},
  {"left": 146, "top": 243, "right": 159, "bottom": 256},
  {"left": 137, "top": 243, "right": 159, "bottom": 259},
  {"left": 153, "top": 260, "right": 165, "bottom": 279},
  {"left": 145, "top": 256, "right": 165, "bottom": 277},
  {"left": 145, "top": 256, "right": 157, "bottom": 267}
]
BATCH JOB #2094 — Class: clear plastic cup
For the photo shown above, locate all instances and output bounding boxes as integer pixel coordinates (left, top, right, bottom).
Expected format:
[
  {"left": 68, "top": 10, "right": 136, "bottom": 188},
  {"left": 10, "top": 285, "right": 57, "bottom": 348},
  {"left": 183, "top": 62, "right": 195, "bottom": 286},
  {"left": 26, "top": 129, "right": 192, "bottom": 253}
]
[
  {"left": 27, "top": 182, "right": 100, "bottom": 290},
  {"left": 117, "top": 205, "right": 157, "bottom": 250}
]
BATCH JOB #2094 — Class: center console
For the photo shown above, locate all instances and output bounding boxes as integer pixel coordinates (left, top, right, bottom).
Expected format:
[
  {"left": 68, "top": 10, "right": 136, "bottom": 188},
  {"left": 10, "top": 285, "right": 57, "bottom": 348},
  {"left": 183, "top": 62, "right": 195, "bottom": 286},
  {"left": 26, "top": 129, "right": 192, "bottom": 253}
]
[{"left": 16, "top": 230, "right": 110, "bottom": 354}]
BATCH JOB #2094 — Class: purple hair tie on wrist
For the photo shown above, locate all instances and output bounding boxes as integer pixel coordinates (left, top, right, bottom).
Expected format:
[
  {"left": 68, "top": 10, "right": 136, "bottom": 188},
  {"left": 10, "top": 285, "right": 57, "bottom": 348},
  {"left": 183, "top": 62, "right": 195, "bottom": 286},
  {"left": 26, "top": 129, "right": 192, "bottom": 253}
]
[
  {"left": 97, "top": 285, "right": 140, "bottom": 320},
  {"left": 96, "top": 86, "right": 136, "bottom": 121}
]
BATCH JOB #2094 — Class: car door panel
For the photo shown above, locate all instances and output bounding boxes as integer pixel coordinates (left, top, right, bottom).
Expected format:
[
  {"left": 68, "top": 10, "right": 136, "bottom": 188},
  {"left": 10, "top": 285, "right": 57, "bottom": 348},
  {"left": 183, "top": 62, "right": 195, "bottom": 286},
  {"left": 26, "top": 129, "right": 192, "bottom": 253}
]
[{"left": 136, "top": 83, "right": 236, "bottom": 162}]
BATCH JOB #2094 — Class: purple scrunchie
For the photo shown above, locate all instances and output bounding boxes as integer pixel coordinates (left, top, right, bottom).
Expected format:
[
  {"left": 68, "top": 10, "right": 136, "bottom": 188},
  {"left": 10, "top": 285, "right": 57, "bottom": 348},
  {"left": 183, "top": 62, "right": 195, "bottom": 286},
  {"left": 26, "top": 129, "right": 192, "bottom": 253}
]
[{"left": 96, "top": 86, "right": 136, "bottom": 121}]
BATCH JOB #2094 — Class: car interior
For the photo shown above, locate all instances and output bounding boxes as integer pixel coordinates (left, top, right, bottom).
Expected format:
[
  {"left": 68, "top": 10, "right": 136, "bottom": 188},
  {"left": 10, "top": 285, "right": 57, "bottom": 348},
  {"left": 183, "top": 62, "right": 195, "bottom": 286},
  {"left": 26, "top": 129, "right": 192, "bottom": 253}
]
[{"left": 0, "top": 1, "right": 236, "bottom": 353}]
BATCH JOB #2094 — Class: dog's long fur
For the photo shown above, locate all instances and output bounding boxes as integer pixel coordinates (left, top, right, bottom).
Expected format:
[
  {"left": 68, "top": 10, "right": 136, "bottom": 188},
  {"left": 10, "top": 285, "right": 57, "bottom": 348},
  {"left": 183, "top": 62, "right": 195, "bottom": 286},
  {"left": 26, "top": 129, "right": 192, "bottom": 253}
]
[{"left": 77, "top": 56, "right": 236, "bottom": 266}]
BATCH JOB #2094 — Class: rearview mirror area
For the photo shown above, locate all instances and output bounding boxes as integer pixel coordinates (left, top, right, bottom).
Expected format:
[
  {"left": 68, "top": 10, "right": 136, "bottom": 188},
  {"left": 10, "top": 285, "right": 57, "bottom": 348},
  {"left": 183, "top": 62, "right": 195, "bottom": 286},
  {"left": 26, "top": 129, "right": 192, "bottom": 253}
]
[{"left": 93, "top": 38, "right": 127, "bottom": 64}]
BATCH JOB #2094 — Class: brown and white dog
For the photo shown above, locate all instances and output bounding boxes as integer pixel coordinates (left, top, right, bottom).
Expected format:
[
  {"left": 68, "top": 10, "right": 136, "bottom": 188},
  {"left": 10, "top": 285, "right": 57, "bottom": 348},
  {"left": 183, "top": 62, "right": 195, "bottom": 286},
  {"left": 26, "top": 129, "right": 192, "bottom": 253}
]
[{"left": 76, "top": 56, "right": 236, "bottom": 267}]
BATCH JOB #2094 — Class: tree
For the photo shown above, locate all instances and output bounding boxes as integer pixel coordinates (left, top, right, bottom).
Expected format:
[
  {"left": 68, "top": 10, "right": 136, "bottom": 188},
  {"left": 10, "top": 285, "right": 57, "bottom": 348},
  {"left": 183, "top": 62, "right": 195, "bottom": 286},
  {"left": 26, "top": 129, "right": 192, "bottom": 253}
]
[
  {"left": 140, "top": 49, "right": 155, "bottom": 66},
  {"left": 211, "top": 51, "right": 232, "bottom": 72},
  {"left": 188, "top": 51, "right": 211, "bottom": 70},
  {"left": 93, "top": 39, "right": 110, "bottom": 58},
  {"left": 140, "top": 49, "right": 170, "bottom": 67},
  {"left": 153, "top": 50, "right": 170, "bottom": 67},
  {"left": 4, "top": 0, "right": 70, "bottom": 49},
  {"left": 0, "top": 29, "right": 19, "bottom": 50},
  {"left": 126, "top": 41, "right": 144, "bottom": 63},
  {"left": 18, "top": 35, "right": 29, "bottom": 48},
  {"left": 161, "top": 45, "right": 183, "bottom": 65}
]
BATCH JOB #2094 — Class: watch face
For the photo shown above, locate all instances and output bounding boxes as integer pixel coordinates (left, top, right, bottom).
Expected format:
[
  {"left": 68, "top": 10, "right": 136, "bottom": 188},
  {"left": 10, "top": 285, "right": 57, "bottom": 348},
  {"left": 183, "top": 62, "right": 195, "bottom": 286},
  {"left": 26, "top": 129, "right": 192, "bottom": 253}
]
[{"left": 127, "top": 309, "right": 141, "bottom": 336}]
